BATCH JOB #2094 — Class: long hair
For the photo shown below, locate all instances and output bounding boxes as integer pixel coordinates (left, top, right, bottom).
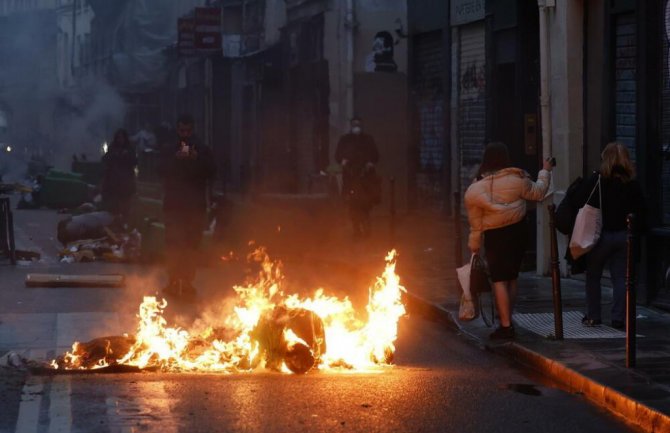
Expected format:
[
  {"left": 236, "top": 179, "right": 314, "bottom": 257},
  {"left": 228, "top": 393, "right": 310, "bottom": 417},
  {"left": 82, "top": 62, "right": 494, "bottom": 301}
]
[
  {"left": 600, "top": 142, "right": 635, "bottom": 182},
  {"left": 477, "top": 142, "right": 512, "bottom": 178}
]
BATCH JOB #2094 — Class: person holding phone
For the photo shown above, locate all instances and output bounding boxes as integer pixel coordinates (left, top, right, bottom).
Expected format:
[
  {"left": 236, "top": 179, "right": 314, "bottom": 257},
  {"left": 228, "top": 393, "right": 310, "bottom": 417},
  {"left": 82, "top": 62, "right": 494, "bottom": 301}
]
[
  {"left": 464, "top": 142, "right": 554, "bottom": 339},
  {"left": 160, "top": 114, "right": 216, "bottom": 299}
]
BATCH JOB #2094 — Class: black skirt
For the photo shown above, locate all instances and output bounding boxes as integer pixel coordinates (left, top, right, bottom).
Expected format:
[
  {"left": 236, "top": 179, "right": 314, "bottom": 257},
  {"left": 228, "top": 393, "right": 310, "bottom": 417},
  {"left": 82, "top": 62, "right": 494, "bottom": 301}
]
[{"left": 484, "top": 218, "right": 528, "bottom": 282}]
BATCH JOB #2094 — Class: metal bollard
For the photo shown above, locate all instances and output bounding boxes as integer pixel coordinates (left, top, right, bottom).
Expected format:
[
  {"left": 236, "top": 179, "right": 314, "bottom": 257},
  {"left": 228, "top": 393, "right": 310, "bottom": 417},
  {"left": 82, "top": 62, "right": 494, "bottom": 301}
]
[
  {"left": 626, "top": 213, "right": 636, "bottom": 368},
  {"left": 547, "top": 204, "right": 563, "bottom": 340},
  {"left": 389, "top": 177, "right": 396, "bottom": 240},
  {"left": 453, "top": 191, "right": 463, "bottom": 266},
  {"left": 0, "top": 198, "right": 16, "bottom": 265}
]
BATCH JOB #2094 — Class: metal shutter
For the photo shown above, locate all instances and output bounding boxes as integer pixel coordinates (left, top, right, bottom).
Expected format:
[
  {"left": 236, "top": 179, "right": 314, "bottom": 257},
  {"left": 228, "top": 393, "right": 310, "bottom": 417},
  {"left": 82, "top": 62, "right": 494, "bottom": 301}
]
[
  {"left": 458, "top": 21, "right": 486, "bottom": 195},
  {"left": 662, "top": 2, "right": 670, "bottom": 224},
  {"left": 414, "top": 31, "right": 445, "bottom": 172},
  {"left": 614, "top": 13, "right": 637, "bottom": 161}
]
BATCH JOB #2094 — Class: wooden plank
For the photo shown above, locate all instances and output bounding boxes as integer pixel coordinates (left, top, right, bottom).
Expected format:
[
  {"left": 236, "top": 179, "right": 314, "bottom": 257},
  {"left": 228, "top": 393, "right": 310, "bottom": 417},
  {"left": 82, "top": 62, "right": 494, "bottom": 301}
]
[{"left": 25, "top": 273, "right": 125, "bottom": 288}]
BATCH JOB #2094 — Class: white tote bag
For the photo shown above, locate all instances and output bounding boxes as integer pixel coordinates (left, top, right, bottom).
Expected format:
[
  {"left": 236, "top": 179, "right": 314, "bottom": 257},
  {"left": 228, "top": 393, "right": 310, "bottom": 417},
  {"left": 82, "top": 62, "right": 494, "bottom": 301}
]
[
  {"left": 569, "top": 176, "right": 602, "bottom": 260},
  {"left": 457, "top": 255, "right": 477, "bottom": 321}
]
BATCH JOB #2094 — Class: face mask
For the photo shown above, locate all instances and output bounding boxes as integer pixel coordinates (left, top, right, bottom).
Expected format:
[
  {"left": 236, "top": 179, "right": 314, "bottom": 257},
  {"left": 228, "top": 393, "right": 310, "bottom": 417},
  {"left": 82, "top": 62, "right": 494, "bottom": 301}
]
[{"left": 352, "top": 126, "right": 362, "bottom": 135}]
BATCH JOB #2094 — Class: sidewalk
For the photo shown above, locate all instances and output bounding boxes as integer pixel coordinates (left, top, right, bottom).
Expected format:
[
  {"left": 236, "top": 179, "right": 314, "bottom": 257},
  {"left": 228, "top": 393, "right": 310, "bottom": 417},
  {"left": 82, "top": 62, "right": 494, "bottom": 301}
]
[{"left": 405, "top": 271, "right": 670, "bottom": 433}]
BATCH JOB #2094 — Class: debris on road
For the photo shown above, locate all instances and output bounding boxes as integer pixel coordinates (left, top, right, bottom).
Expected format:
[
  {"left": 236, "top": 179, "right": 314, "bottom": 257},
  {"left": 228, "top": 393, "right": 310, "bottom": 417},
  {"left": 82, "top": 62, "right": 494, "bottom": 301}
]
[
  {"left": 24, "top": 273, "right": 125, "bottom": 288},
  {"left": 251, "top": 306, "right": 327, "bottom": 374},
  {"left": 52, "top": 336, "right": 136, "bottom": 370},
  {"left": 57, "top": 211, "right": 141, "bottom": 263}
]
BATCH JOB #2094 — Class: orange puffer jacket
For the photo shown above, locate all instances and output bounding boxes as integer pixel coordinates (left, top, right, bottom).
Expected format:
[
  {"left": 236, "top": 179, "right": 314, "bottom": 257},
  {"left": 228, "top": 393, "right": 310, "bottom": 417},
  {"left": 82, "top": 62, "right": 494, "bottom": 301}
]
[{"left": 464, "top": 167, "right": 551, "bottom": 250}]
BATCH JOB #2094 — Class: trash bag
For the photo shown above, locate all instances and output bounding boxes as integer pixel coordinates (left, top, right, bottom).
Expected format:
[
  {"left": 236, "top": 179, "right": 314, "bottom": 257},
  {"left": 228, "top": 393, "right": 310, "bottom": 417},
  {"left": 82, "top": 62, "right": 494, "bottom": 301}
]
[
  {"left": 251, "top": 306, "right": 326, "bottom": 374},
  {"left": 57, "top": 211, "right": 115, "bottom": 245}
]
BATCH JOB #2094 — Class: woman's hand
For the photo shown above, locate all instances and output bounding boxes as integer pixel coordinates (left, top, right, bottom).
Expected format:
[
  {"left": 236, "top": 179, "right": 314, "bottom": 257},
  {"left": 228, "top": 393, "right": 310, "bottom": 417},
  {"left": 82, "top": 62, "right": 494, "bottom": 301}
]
[{"left": 542, "top": 157, "right": 555, "bottom": 172}]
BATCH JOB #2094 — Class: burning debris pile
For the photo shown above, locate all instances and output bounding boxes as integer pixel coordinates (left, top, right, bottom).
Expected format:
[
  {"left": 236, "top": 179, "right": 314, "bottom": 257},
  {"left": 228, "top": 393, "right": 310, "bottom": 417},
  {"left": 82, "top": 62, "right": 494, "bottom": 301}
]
[{"left": 51, "top": 249, "right": 406, "bottom": 374}]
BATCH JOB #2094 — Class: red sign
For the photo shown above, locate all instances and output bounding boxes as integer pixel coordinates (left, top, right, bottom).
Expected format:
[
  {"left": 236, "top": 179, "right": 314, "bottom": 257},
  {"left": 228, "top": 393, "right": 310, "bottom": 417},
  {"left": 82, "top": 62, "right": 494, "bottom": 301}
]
[
  {"left": 194, "top": 7, "right": 221, "bottom": 52},
  {"left": 178, "top": 18, "right": 195, "bottom": 56}
]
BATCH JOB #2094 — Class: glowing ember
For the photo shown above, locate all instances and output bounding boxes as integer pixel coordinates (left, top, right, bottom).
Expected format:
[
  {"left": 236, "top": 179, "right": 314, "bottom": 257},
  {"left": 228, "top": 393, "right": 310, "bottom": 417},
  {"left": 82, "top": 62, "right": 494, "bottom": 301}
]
[{"left": 52, "top": 249, "right": 407, "bottom": 374}]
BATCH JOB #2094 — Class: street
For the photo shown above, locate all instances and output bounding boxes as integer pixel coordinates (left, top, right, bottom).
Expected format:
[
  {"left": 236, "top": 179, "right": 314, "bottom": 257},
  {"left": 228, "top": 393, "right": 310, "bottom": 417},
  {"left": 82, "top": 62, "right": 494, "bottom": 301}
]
[
  {"left": 0, "top": 204, "right": 645, "bottom": 433},
  {"left": 1, "top": 308, "right": 638, "bottom": 433}
]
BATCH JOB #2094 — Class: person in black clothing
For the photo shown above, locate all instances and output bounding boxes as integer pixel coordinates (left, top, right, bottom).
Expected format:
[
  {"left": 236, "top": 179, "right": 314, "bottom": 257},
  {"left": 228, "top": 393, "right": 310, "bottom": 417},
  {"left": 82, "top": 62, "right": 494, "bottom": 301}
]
[
  {"left": 160, "top": 114, "right": 217, "bottom": 299},
  {"left": 334, "top": 117, "right": 380, "bottom": 239},
  {"left": 101, "top": 129, "right": 137, "bottom": 218},
  {"left": 579, "top": 142, "right": 647, "bottom": 329}
]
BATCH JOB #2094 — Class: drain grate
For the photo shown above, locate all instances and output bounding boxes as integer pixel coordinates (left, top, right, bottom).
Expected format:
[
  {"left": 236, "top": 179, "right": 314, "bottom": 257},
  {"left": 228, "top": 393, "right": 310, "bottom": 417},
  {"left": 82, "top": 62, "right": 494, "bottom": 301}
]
[{"left": 514, "top": 311, "right": 627, "bottom": 339}]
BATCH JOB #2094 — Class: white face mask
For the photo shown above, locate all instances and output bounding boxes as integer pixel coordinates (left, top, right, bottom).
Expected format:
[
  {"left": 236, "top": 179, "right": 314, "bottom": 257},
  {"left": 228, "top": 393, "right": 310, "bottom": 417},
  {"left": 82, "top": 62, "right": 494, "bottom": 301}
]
[{"left": 352, "top": 126, "right": 362, "bottom": 135}]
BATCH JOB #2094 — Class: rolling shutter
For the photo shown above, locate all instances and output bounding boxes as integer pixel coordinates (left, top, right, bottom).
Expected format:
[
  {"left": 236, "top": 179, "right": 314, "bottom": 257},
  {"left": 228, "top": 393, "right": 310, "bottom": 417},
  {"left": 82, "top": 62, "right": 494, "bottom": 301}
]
[{"left": 458, "top": 21, "right": 486, "bottom": 194}]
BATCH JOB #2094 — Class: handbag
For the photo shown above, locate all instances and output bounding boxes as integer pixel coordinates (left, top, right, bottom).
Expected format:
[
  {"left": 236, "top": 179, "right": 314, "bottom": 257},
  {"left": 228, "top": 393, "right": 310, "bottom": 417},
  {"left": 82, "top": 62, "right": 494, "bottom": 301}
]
[
  {"left": 569, "top": 175, "right": 602, "bottom": 260},
  {"left": 470, "top": 253, "right": 492, "bottom": 296},
  {"left": 457, "top": 255, "right": 477, "bottom": 321},
  {"left": 555, "top": 176, "right": 583, "bottom": 235}
]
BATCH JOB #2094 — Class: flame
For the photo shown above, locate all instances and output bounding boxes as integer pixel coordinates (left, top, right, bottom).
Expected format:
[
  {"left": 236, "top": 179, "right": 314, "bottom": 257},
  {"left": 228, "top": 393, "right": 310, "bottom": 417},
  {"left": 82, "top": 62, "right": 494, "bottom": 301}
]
[{"left": 53, "top": 249, "right": 406, "bottom": 373}]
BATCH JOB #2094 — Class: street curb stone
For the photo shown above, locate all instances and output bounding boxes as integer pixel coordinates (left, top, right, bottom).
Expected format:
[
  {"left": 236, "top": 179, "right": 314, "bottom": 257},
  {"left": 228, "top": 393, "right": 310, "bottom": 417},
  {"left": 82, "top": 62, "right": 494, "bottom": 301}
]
[{"left": 403, "top": 290, "right": 670, "bottom": 433}]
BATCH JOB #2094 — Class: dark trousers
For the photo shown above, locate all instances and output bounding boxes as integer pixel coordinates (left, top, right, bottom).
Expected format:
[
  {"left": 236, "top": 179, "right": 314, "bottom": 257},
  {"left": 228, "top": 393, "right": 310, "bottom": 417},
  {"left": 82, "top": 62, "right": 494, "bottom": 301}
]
[
  {"left": 164, "top": 210, "right": 205, "bottom": 284},
  {"left": 348, "top": 201, "right": 371, "bottom": 237},
  {"left": 585, "top": 230, "right": 627, "bottom": 322}
]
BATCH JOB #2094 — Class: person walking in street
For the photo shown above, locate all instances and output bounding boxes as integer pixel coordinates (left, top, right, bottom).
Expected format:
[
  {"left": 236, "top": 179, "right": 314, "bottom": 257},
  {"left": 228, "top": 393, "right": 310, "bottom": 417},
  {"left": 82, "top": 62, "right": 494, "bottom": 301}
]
[
  {"left": 101, "top": 128, "right": 137, "bottom": 219},
  {"left": 465, "top": 142, "right": 553, "bottom": 340},
  {"left": 579, "top": 142, "right": 646, "bottom": 330},
  {"left": 334, "top": 117, "right": 380, "bottom": 239},
  {"left": 160, "top": 114, "right": 216, "bottom": 299}
]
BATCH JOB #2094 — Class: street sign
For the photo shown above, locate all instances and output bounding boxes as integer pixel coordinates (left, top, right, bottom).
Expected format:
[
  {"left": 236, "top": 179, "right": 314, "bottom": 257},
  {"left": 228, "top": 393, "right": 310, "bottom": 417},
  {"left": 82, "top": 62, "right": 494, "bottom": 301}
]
[
  {"left": 194, "top": 7, "right": 222, "bottom": 52},
  {"left": 178, "top": 17, "right": 195, "bottom": 56}
]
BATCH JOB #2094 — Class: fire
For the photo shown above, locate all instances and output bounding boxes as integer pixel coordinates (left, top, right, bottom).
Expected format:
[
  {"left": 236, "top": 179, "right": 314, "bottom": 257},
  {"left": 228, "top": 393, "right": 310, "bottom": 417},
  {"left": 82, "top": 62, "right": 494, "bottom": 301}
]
[{"left": 52, "top": 249, "right": 406, "bottom": 374}]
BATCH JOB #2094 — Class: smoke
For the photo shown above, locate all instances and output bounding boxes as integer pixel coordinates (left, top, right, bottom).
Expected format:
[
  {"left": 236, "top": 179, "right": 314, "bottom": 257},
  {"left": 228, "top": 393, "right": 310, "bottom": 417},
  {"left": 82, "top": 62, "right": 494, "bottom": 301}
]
[
  {"left": 0, "top": 8, "right": 127, "bottom": 177},
  {"left": 51, "top": 77, "right": 127, "bottom": 169}
]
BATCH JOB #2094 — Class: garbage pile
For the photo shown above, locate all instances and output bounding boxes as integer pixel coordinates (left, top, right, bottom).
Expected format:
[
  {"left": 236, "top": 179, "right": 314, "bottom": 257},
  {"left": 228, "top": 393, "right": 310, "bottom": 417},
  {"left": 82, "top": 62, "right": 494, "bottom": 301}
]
[{"left": 57, "top": 211, "right": 141, "bottom": 263}]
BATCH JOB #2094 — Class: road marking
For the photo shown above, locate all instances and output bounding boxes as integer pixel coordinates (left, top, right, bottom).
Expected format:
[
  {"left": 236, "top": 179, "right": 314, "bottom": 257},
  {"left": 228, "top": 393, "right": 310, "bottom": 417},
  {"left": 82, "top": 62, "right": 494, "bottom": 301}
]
[
  {"left": 14, "top": 376, "right": 44, "bottom": 433},
  {"left": 47, "top": 376, "right": 72, "bottom": 433},
  {"left": 105, "top": 382, "right": 179, "bottom": 433}
]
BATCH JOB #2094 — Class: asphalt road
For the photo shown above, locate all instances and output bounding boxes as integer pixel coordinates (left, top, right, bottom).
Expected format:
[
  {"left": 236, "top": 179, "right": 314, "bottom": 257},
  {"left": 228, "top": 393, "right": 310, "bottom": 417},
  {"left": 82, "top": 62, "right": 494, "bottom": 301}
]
[
  {"left": 0, "top": 205, "right": 639, "bottom": 433},
  {"left": 1, "top": 314, "right": 638, "bottom": 433}
]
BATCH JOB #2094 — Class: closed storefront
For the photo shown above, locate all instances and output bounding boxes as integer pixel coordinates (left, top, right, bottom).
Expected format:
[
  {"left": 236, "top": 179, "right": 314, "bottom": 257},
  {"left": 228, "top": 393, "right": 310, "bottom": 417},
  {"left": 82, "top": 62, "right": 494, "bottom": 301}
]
[
  {"left": 661, "top": 2, "right": 670, "bottom": 226},
  {"left": 412, "top": 30, "right": 446, "bottom": 207},
  {"left": 458, "top": 21, "right": 486, "bottom": 194},
  {"left": 614, "top": 12, "right": 637, "bottom": 161}
]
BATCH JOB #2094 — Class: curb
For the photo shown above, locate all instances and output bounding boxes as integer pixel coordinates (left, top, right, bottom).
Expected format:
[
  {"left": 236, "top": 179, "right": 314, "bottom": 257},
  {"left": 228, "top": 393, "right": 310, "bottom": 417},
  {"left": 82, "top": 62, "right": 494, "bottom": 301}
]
[{"left": 404, "top": 290, "right": 670, "bottom": 433}]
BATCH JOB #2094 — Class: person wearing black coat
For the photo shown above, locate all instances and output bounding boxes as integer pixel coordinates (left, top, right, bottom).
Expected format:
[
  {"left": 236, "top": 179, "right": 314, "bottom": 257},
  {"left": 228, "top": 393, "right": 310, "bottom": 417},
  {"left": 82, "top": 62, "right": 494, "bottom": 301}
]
[
  {"left": 101, "top": 129, "right": 137, "bottom": 218},
  {"left": 160, "top": 114, "right": 217, "bottom": 299},
  {"left": 576, "top": 142, "right": 647, "bottom": 329},
  {"left": 334, "top": 117, "right": 380, "bottom": 238}
]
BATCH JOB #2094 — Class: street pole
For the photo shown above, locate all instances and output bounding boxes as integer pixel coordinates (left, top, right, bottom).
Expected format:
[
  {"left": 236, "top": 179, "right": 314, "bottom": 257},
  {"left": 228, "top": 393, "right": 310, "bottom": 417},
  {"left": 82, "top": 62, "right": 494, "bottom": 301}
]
[
  {"left": 389, "top": 177, "right": 396, "bottom": 241},
  {"left": 537, "top": 0, "right": 554, "bottom": 276},
  {"left": 626, "top": 213, "right": 636, "bottom": 368},
  {"left": 548, "top": 204, "right": 563, "bottom": 339},
  {"left": 454, "top": 191, "right": 463, "bottom": 267}
]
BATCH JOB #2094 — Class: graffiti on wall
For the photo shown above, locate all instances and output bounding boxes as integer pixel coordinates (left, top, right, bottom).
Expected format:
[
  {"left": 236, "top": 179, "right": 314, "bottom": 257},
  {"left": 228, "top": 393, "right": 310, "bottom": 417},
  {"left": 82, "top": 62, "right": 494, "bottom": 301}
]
[
  {"left": 460, "top": 62, "right": 485, "bottom": 97},
  {"left": 365, "top": 30, "right": 398, "bottom": 72}
]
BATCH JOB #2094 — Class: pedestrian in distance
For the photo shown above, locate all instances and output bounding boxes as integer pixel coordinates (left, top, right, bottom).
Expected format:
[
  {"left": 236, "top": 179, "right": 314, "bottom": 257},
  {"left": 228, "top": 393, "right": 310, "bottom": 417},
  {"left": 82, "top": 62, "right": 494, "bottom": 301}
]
[
  {"left": 334, "top": 117, "right": 381, "bottom": 239},
  {"left": 101, "top": 128, "right": 137, "bottom": 219},
  {"left": 160, "top": 114, "right": 216, "bottom": 300},
  {"left": 465, "top": 142, "right": 554, "bottom": 340},
  {"left": 578, "top": 142, "right": 646, "bottom": 330}
]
